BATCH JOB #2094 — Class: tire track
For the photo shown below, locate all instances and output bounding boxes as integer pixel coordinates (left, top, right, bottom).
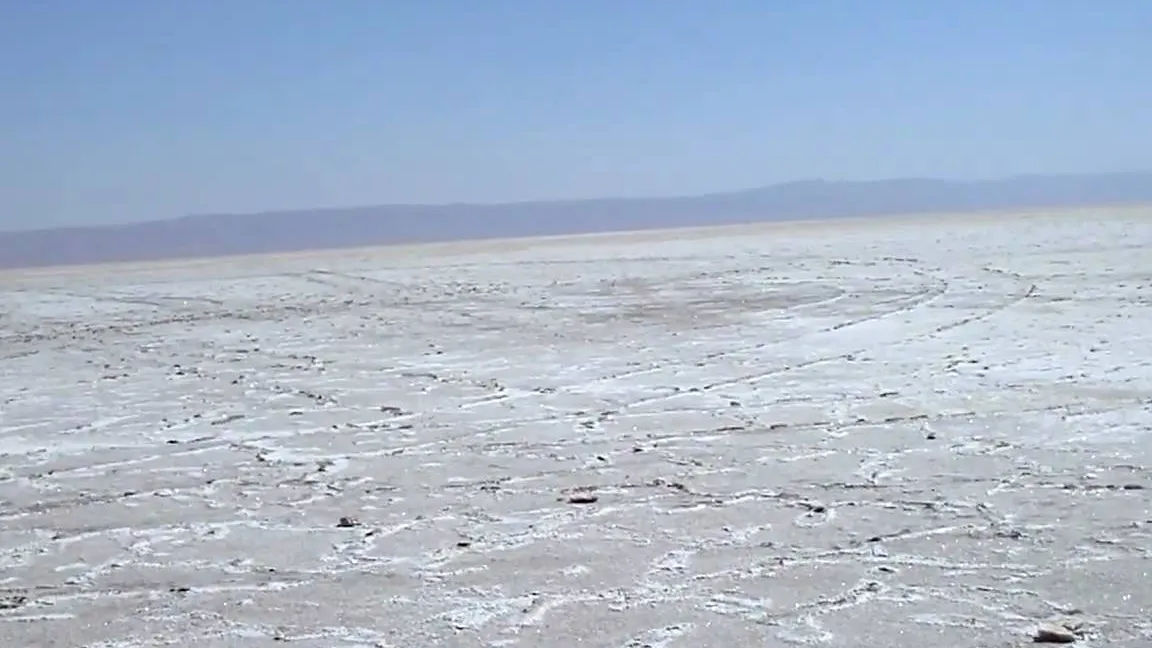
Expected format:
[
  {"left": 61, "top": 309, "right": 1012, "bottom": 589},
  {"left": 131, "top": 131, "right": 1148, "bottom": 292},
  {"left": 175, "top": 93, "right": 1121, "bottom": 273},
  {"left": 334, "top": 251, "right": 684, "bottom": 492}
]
[{"left": 611, "top": 260, "right": 1035, "bottom": 413}]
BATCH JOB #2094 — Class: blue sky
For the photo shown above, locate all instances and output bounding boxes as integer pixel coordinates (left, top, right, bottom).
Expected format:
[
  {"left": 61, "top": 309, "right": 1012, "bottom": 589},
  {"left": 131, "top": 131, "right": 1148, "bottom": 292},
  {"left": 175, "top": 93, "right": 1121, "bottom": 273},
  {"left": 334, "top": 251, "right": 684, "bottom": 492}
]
[{"left": 2, "top": 1, "right": 1150, "bottom": 228}]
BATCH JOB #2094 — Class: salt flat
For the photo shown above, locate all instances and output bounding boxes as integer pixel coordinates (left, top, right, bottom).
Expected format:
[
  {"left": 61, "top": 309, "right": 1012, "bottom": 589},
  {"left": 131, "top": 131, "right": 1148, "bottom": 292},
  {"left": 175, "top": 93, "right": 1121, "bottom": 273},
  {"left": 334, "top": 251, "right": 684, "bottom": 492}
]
[{"left": 1, "top": 207, "right": 1151, "bottom": 647}]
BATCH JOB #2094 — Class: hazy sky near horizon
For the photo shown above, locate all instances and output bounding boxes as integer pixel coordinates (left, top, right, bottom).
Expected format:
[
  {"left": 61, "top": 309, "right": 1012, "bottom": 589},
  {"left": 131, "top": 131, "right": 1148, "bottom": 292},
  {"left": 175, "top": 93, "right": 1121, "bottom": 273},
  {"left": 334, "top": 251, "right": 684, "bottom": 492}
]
[{"left": 2, "top": 1, "right": 1150, "bottom": 229}]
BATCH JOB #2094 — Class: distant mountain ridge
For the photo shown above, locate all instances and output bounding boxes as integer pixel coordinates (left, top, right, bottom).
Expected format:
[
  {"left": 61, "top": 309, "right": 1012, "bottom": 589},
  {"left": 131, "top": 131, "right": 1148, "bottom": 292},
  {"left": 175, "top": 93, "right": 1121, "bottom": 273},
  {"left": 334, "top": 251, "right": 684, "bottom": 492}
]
[{"left": 2, "top": 172, "right": 1150, "bottom": 269}]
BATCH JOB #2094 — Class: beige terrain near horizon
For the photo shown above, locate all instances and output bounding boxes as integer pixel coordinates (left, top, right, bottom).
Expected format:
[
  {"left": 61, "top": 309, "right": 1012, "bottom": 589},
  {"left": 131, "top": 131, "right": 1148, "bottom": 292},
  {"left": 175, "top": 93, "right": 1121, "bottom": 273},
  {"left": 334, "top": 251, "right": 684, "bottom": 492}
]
[
  {"left": 3, "top": 203, "right": 1141, "bottom": 283},
  {"left": 1, "top": 207, "right": 1151, "bottom": 647}
]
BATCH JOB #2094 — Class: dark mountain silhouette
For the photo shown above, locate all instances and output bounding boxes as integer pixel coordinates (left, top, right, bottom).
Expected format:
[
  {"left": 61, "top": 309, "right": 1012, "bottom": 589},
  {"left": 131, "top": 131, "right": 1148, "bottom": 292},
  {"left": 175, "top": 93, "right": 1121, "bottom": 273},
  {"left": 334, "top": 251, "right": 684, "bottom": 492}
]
[{"left": 1, "top": 172, "right": 1150, "bottom": 269}]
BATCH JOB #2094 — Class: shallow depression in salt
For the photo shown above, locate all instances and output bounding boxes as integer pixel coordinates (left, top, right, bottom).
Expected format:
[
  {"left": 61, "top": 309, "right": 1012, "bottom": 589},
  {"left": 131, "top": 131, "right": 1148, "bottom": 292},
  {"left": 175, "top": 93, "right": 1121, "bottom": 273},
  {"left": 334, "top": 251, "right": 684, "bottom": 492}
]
[{"left": 2, "top": 207, "right": 1152, "bottom": 647}]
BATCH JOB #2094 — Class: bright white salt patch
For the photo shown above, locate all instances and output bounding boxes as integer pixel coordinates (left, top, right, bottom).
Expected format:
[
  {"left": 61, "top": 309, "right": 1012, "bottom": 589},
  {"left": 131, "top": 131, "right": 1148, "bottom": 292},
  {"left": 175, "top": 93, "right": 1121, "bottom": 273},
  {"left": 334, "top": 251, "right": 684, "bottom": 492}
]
[{"left": 0, "top": 208, "right": 1150, "bottom": 646}]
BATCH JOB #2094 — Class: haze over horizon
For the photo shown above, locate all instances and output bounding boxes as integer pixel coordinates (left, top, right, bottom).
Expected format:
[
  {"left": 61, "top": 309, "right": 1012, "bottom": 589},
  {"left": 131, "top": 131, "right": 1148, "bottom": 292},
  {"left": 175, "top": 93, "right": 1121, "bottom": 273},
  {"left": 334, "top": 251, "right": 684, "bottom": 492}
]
[{"left": 4, "top": 1, "right": 1151, "bottom": 230}]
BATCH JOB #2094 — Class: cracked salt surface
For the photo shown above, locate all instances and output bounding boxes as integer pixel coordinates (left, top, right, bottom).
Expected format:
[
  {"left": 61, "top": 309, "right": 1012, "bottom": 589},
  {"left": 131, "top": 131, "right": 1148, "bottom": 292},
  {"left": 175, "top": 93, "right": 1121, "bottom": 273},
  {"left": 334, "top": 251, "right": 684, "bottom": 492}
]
[{"left": 2, "top": 207, "right": 1152, "bottom": 647}]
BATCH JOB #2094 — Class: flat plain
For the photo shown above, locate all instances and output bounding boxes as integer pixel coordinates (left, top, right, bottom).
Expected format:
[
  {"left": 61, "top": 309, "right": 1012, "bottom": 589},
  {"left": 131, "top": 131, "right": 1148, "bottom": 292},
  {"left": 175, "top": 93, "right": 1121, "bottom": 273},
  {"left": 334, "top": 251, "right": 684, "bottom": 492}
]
[{"left": 1, "top": 207, "right": 1151, "bottom": 647}]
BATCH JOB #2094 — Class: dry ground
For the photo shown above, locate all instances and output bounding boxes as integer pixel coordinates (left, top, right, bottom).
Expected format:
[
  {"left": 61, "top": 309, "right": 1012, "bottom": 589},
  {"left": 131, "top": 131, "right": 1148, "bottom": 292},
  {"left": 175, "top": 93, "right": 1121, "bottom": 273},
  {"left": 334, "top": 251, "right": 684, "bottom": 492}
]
[{"left": 2, "top": 207, "right": 1151, "bottom": 647}]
